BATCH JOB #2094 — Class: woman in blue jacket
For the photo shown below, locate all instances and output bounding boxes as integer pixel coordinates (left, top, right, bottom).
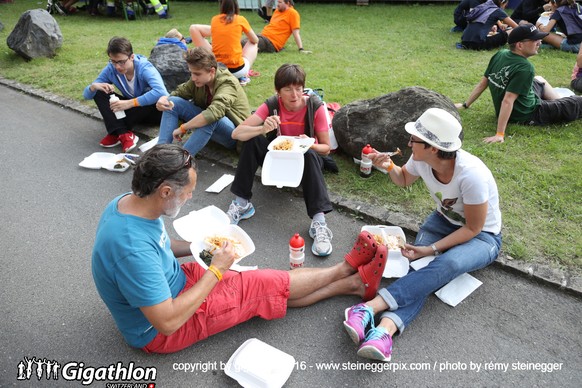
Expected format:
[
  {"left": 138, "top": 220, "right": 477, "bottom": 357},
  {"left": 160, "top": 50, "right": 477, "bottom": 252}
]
[
  {"left": 461, "top": 0, "right": 518, "bottom": 50},
  {"left": 83, "top": 37, "right": 168, "bottom": 152}
]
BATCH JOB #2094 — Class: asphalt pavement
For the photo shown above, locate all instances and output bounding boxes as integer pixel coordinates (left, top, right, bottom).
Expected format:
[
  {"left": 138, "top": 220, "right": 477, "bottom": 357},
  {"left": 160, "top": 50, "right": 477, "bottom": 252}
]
[{"left": 1, "top": 83, "right": 581, "bottom": 387}]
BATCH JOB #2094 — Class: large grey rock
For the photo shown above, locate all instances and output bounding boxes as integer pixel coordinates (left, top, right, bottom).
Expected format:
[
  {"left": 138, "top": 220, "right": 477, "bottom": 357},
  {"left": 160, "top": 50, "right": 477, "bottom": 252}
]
[
  {"left": 6, "top": 9, "right": 62, "bottom": 60},
  {"left": 332, "top": 87, "right": 461, "bottom": 160},
  {"left": 149, "top": 44, "right": 190, "bottom": 93}
]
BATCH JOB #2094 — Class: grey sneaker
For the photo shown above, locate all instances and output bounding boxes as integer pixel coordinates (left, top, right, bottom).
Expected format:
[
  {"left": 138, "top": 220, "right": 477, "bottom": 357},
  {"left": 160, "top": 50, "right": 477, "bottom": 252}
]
[
  {"left": 309, "top": 220, "right": 333, "bottom": 256},
  {"left": 227, "top": 200, "right": 255, "bottom": 225}
]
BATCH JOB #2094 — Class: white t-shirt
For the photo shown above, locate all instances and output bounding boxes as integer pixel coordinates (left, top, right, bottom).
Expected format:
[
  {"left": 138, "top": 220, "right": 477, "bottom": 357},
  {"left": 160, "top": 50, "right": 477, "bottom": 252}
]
[{"left": 405, "top": 149, "right": 502, "bottom": 234}]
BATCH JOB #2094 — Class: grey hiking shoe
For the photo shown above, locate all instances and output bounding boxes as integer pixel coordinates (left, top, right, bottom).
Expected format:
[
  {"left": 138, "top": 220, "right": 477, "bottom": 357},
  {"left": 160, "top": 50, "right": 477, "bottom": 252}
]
[
  {"left": 227, "top": 200, "right": 255, "bottom": 225},
  {"left": 309, "top": 220, "right": 333, "bottom": 256}
]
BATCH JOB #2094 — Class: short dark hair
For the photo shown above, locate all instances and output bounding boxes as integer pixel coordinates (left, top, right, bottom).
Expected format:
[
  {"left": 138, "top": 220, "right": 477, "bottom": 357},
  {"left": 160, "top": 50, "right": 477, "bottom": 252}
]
[
  {"left": 185, "top": 47, "right": 218, "bottom": 71},
  {"left": 420, "top": 142, "right": 457, "bottom": 159},
  {"left": 132, "top": 144, "right": 196, "bottom": 198},
  {"left": 274, "top": 64, "right": 306, "bottom": 91},
  {"left": 107, "top": 37, "right": 133, "bottom": 57}
]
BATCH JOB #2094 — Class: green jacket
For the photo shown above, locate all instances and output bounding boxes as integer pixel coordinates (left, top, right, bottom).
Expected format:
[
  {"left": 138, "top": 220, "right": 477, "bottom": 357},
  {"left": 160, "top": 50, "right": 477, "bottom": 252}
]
[{"left": 171, "top": 67, "right": 251, "bottom": 126}]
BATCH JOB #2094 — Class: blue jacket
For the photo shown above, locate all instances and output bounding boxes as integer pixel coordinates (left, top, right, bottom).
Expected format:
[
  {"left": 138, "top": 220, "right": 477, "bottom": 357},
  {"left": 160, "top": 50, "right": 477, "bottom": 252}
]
[
  {"left": 83, "top": 54, "right": 168, "bottom": 106},
  {"left": 156, "top": 37, "right": 188, "bottom": 51}
]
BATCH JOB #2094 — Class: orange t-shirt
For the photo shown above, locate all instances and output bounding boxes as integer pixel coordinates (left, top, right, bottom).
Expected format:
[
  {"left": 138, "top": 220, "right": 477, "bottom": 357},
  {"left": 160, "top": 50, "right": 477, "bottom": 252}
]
[
  {"left": 211, "top": 14, "right": 252, "bottom": 69},
  {"left": 261, "top": 7, "right": 300, "bottom": 51}
]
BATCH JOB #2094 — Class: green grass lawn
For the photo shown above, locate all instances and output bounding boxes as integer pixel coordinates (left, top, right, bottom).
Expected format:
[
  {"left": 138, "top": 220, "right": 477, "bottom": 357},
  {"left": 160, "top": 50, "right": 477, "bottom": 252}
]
[{"left": 1, "top": 1, "right": 580, "bottom": 270}]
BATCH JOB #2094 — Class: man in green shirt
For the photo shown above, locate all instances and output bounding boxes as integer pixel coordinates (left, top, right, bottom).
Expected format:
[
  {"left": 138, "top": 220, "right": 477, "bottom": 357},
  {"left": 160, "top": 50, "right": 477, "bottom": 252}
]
[
  {"left": 456, "top": 23, "right": 582, "bottom": 144},
  {"left": 156, "top": 47, "right": 251, "bottom": 156}
]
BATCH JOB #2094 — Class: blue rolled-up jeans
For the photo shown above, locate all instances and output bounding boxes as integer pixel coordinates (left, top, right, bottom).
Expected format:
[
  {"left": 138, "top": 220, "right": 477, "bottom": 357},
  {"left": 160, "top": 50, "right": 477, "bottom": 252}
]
[
  {"left": 378, "top": 211, "right": 502, "bottom": 334},
  {"left": 157, "top": 96, "right": 236, "bottom": 156}
]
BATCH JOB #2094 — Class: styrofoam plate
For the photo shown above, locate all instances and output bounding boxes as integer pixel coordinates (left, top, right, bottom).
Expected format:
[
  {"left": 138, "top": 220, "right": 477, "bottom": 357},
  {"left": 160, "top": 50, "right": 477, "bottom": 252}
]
[
  {"left": 225, "top": 338, "right": 295, "bottom": 388},
  {"left": 261, "top": 151, "right": 304, "bottom": 188},
  {"left": 79, "top": 152, "right": 130, "bottom": 172},
  {"left": 173, "top": 205, "right": 230, "bottom": 242},
  {"left": 267, "top": 136, "right": 315, "bottom": 154},
  {"left": 189, "top": 225, "right": 255, "bottom": 270},
  {"left": 361, "top": 225, "right": 409, "bottom": 278}
]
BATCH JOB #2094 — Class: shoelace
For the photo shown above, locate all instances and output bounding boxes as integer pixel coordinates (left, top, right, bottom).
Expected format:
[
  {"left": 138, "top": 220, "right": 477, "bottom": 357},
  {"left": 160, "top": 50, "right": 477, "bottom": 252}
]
[
  {"left": 228, "top": 202, "right": 247, "bottom": 223},
  {"left": 351, "top": 305, "right": 375, "bottom": 332},
  {"left": 312, "top": 221, "right": 333, "bottom": 242},
  {"left": 363, "top": 326, "right": 391, "bottom": 348}
]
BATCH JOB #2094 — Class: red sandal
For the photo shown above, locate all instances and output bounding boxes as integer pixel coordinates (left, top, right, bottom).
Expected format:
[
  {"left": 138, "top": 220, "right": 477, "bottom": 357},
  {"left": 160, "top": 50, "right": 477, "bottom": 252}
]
[
  {"left": 358, "top": 245, "right": 388, "bottom": 301},
  {"left": 345, "top": 231, "right": 378, "bottom": 270}
]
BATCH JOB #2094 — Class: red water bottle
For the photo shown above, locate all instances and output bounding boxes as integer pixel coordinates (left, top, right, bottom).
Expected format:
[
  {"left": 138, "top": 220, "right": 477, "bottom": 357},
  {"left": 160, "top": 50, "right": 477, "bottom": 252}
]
[
  {"left": 289, "top": 233, "right": 305, "bottom": 269},
  {"left": 360, "top": 144, "right": 373, "bottom": 178}
]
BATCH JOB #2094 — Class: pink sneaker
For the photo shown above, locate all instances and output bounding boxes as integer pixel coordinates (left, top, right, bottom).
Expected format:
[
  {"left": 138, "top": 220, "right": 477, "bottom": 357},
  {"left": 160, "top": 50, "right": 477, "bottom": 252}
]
[
  {"left": 357, "top": 327, "right": 393, "bottom": 362},
  {"left": 343, "top": 303, "right": 375, "bottom": 344}
]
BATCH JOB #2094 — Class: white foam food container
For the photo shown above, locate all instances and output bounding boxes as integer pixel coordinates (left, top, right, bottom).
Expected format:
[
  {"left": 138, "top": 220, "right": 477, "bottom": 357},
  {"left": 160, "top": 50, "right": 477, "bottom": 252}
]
[
  {"left": 173, "top": 206, "right": 255, "bottom": 270},
  {"left": 361, "top": 225, "right": 409, "bottom": 278},
  {"left": 225, "top": 338, "right": 295, "bottom": 388},
  {"left": 261, "top": 150, "right": 304, "bottom": 188},
  {"left": 267, "top": 136, "right": 315, "bottom": 153},
  {"left": 78, "top": 152, "right": 137, "bottom": 172}
]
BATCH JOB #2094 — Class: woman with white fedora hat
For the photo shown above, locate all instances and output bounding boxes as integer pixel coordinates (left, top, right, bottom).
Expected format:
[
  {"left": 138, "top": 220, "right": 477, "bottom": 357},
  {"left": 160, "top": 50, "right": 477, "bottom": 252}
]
[{"left": 342, "top": 108, "right": 502, "bottom": 362}]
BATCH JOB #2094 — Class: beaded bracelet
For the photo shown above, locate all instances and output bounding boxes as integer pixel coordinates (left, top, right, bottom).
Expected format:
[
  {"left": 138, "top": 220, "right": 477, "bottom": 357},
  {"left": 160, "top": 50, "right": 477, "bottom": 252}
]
[
  {"left": 133, "top": 98, "right": 139, "bottom": 107},
  {"left": 207, "top": 265, "right": 222, "bottom": 281},
  {"left": 179, "top": 124, "right": 187, "bottom": 134},
  {"left": 496, "top": 132, "right": 505, "bottom": 138},
  {"left": 386, "top": 159, "right": 395, "bottom": 172}
]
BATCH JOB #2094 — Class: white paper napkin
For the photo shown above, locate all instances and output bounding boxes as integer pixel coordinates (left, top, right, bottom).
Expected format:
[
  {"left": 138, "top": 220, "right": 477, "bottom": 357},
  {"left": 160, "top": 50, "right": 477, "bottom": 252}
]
[
  {"left": 205, "top": 174, "right": 235, "bottom": 193},
  {"left": 138, "top": 136, "right": 159, "bottom": 153},
  {"left": 409, "top": 255, "right": 436, "bottom": 271},
  {"left": 435, "top": 273, "right": 483, "bottom": 307}
]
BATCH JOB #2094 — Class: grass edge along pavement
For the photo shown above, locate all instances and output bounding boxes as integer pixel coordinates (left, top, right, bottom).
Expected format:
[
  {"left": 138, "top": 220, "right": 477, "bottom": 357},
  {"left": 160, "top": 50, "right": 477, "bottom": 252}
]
[{"left": 2, "top": 75, "right": 580, "bottom": 297}]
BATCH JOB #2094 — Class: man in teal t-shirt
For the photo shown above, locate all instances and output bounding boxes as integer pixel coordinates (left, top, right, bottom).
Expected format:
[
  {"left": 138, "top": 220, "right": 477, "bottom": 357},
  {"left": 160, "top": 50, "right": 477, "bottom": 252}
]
[{"left": 456, "top": 23, "right": 582, "bottom": 144}]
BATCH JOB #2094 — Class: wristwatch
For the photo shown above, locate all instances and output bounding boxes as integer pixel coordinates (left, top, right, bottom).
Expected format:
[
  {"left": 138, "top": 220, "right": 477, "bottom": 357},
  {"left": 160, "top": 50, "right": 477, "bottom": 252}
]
[{"left": 431, "top": 243, "right": 441, "bottom": 256}]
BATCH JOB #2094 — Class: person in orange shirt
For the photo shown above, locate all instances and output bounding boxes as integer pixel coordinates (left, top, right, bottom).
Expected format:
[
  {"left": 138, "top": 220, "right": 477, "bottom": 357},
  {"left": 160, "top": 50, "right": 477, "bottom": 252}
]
[
  {"left": 189, "top": 0, "right": 258, "bottom": 85},
  {"left": 255, "top": 0, "right": 310, "bottom": 53}
]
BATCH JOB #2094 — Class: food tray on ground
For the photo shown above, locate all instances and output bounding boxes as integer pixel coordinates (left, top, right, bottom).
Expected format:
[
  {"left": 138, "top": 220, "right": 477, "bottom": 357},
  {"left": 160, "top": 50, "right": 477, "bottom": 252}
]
[
  {"left": 361, "top": 225, "right": 409, "bottom": 278},
  {"left": 267, "top": 136, "right": 315, "bottom": 154},
  {"left": 225, "top": 338, "right": 295, "bottom": 388},
  {"left": 78, "top": 152, "right": 137, "bottom": 172}
]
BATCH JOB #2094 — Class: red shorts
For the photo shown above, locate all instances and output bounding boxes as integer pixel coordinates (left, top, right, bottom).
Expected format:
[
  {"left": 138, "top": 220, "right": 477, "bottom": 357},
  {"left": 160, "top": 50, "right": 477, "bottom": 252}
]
[{"left": 142, "top": 262, "right": 290, "bottom": 354}]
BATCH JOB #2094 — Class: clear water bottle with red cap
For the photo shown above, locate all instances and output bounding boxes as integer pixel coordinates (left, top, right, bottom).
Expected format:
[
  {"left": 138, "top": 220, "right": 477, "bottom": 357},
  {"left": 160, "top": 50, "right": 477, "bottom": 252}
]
[
  {"left": 289, "top": 233, "right": 305, "bottom": 269},
  {"left": 360, "top": 144, "right": 373, "bottom": 178}
]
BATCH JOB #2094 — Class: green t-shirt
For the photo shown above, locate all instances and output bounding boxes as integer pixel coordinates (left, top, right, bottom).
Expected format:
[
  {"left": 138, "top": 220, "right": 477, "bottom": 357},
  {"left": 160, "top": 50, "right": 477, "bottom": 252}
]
[{"left": 484, "top": 49, "right": 540, "bottom": 123}]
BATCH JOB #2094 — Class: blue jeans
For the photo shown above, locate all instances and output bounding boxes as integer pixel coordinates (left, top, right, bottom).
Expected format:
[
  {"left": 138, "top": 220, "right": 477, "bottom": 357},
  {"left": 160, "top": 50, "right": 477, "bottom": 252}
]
[
  {"left": 378, "top": 211, "right": 502, "bottom": 333},
  {"left": 157, "top": 96, "right": 237, "bottom": 156}
]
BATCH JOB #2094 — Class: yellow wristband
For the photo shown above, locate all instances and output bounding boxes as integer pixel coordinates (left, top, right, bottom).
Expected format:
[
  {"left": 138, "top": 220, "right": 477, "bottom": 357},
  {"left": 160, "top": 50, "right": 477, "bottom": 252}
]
[
  {"left": 386, "top": 159, "right": 395, "bottom": 172},
  {"left": 133, "top": 98, "right": 139, "bottom": 107},
  {"left": 180, "top": 124, "right": 187, "bottom": 134},
  {"left": 496, "top": 132, "right": 505, "bottom": 137},
  {"left": 207, "top": 265, "right": 222, "bottom": 281}
]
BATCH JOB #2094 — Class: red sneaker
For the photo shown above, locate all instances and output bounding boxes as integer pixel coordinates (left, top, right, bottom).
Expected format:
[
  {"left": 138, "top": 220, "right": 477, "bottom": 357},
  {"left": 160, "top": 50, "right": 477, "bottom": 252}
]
[
  {"left": 119, "top": 132, "right": 139, "bottom": 152},
  {"left": 99, "top": 133, "right": 120, "bottom": 148}
]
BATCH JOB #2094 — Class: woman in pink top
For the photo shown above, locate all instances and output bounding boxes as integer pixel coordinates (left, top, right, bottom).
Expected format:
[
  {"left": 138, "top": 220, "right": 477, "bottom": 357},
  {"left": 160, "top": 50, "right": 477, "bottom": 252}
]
[
  {"left": 226, "top": 64, "right": 335, "bottom": 257},
  {"left": 189, "top": 0, "right": 258, "bottom": 84}
]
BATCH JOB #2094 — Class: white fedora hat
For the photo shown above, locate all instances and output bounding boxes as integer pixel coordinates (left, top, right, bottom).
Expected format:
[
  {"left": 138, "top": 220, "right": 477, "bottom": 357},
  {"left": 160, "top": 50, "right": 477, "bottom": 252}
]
[{"left": 404, "top": 108, "right": 462, "bottom": 152}]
